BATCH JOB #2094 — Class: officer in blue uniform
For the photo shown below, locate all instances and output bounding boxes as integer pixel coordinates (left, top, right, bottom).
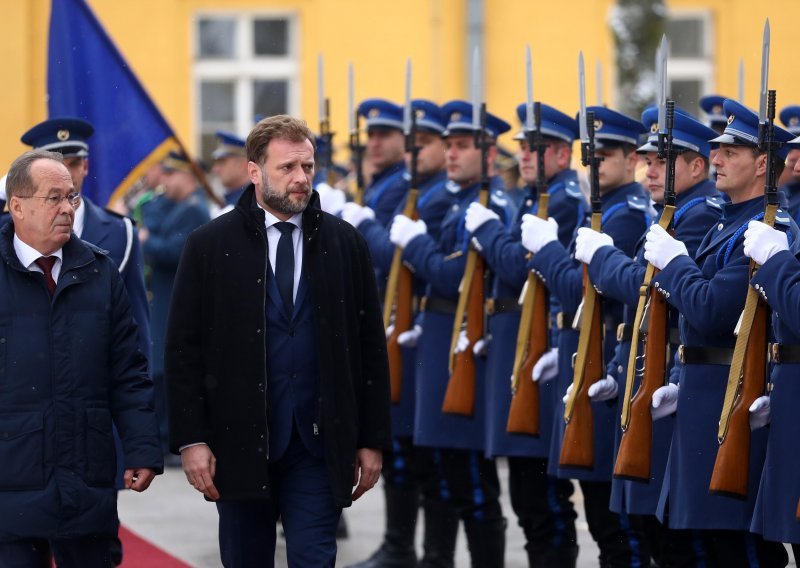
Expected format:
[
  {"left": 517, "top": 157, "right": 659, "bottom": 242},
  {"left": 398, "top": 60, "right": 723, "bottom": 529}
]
[
  {"left": 700, "top": 95, "right": 730, "bottom": 182},
  {"left": 642, "top": 99, "right": 795, "bottom": 566},
  {"left": 346, "top": 100, "right": 459, "bottom": 568},
  {"left": 352, "top": 99, "right": 409, "bottom": 228},
  {"left": 463, "top": 102, "right": 586, "bottom": 567},
  {"left": 140, "top": 151, "right": 210, "bottom": 459},
  {"left": 778, "top": 106, "right": 800, "bottom": 222},
  {"left": 210, "top": 130, "right": 249, "bottom": 217},
  {"left": 743, "top": 217, "right": 800, "bottom": 560},
  {"left": 520, "top": 106, "right": 650, "bottom": 567},
  {"left": 20, "top": 116, "right": 152, "bottom": 566},
  {"left": 575, "top": 106, "right": 723, "bottom": 566},
  {"left": 388, "top": 100, "right": 515, "bottom": 566}
]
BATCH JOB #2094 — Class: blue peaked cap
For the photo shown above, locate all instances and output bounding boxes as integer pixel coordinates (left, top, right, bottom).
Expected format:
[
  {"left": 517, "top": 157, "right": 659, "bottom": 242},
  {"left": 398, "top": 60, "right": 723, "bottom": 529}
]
[
  {"left": 779, "top": 105, "right": 800, "bottom": 136},
  {"left": 513, "top": 103, "right": 579, "bottom": 143},
  {"left": 212, "top": 130, "right": 246, "bottom": 160},
  {"left": 441, "top": 100, "right": 511, "bottom": 138},
  {"left": 699, "top": 95, "right": 728, "bottom": 128},
  {"left": 582, "top": 106, "right": 646, "bottom": 148},
  {"left": 357, "top": 98, "right": 404, "bottom": 131},
  {"left": 21, "top": 117, "right": 94, "bottom": 157},
  {"left": 411, "top": 99, "right": 447, "bottom": 135},
  {"left": 637, "top": 105, "right": 718, "bottom": 158},
  {"left": 711, "top": 99, "right": 794, "bottom": 160}
]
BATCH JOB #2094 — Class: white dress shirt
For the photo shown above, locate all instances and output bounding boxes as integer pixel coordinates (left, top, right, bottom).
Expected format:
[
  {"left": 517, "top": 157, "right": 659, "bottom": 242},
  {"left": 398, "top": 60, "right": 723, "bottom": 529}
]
[
  {"left": 73, "top": 199, "right": 86, "bottom": 238},
  {"left": 259, "top": 206, "right": 303, "bottom": 300},
  {"left": 13, "top": 234, "right": 64, "bottom": 282}
]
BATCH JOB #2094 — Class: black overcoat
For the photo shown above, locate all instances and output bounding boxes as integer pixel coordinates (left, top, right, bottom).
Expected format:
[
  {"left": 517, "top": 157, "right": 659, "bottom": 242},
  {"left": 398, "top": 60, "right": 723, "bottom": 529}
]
[{"left": 165, "top": 186, "right": 391, "bottom": 507}]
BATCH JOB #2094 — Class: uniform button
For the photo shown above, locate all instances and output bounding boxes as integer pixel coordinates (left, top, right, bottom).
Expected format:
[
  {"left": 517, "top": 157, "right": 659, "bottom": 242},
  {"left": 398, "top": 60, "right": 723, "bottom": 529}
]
[
  {"left": 256, "top": 328, "right": 262, "bottom": 334},
  {"left": 618, "top": 365, "right": 624, "bottom": 374},
  {"left": 0, "top": 337, "right": 5, "bottom": 343},
  {"left": 451, "top": 205, "right": 459, "bottom": 212},
  {"left": 665, "top": 292, "right": 670, "bottom": 298},
  {"left": 718, "top": 223, "right": 724, "bottom": 231},
  {"left": 257, "top": 278, "right": 262, "bottom": 283},
  {"left": 654, "top": 282, "right": 660, "bottom": 289}
]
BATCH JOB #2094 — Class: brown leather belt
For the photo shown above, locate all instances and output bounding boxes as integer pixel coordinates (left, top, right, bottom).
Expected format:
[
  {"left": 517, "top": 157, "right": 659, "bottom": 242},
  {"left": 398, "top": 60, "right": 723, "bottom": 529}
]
[
  {"left": 677, "top": 345, "right": 734, "bottom": 366},
  {"left": 556, "top": 312, "right": 575, "bottom": 330},
  {"left": 770, "top": 343, "right": 800, "bottom": 364},
  {"left": 486, "top": 297, "right": 521, "bottom": 315},
  {"left": 421, "top": 296, "right": 457, "bottom": 315}
]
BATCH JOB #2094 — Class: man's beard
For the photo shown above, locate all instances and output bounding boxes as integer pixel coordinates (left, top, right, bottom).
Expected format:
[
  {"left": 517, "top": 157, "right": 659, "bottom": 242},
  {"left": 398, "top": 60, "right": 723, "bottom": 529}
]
[{"left": 260, "top": 167, "right": 311, "bottom": 215}]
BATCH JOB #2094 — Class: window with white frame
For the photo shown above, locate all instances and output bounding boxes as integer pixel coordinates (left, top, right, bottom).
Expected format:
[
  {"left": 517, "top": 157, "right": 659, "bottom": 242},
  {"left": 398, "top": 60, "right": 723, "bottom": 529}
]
[
  {"left": 194, "top": 13, "right": 298, "bottom": 162},
  {"left": 666, "top": 11, "right": 713, "bottom": 117}
]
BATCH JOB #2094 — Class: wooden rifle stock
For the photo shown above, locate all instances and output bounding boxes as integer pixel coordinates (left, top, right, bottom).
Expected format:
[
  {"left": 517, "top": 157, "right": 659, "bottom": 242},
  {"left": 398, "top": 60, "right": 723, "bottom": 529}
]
[
  {"left": 560, "top": 213, "right": 604, "bottom": 469},
  {"left": 507, "top": 192, "right": 550, "bottom": 435},
  {"left": 384, "top": 190, "right": 420, "bottom": 404},
  {"left": 614, "top": 208, "right": 675, "bottom": 481},
  {"left": 796, "top": 497, "right": 800, "bottom": 520}
]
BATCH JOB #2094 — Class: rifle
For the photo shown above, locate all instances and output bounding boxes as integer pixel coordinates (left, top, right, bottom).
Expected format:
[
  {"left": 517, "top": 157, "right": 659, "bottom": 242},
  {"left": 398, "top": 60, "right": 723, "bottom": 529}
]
[
  {"left": 347, "top": 63, "right": 365, "bottom": 205},
  {"left": 506, "top": 48, "right": 549, "bottom": 434},
  {"left": 614, "top": 37, "right": 675, "bottom": 481},
  {"left": 709, "top": 21, "right": 776, "bottom": 499},
  {"left": 559, "top": 106, "right": 604, "bottom": 469},
  {"left": 317, "top": 54, "right": 336, "bottom": 187},
  {"left": 384, "top": 60, "right": 418, "bottom": 404},
  {"left": 443, "top": 48, "right": 491, "bottom": 416}
]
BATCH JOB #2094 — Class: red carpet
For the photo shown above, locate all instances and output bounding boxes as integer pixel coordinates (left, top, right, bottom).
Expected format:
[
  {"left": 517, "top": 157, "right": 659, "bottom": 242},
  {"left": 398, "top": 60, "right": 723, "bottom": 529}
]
[{"left": 119, "top": 525, "right": 192, "bottom": 567}]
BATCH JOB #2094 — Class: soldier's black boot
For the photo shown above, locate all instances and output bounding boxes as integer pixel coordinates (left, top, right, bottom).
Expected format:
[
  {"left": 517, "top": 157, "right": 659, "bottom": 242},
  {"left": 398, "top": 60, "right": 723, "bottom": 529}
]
[
  {"left": 462, "top": 517, "right": 507, "bottom": 568},
  {"left": 345, "top": 485, "right": 419, "bottom": 568},
  {"left": 531, "top": 545, "right": 579, "bottom": 568},
  {"left": 418, "top": 499, "right": 458, "bottom": 568}
]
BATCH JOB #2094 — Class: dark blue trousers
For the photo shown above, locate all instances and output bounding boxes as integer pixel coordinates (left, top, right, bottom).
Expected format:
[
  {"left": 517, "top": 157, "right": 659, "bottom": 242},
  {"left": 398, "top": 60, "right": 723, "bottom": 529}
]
[
  {"left": 216, "top": 427, "right": 342, "bottom": 568},
  {"left": 0, "top": 536, "right": 111, "bottom": 567}
]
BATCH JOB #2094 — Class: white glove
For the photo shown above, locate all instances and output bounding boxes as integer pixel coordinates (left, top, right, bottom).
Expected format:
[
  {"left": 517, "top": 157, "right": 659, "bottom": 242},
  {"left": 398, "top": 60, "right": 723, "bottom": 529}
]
[
  {"left": 464, "top": 202, "right": 500, "bottom": 233},
  {"left": 748, "top": 395, "right": 771, "bottom": 430},
  {"left": 454, "top": 330, "right": 469, "bottom": 353},
  {"left": 588, "top": 375, "right": 619, "bottom": 401},
  {"left": 562, "top": 383, "right": 573, "bottom": 404},
  {"left": 341, "top": 202, "right": 375, "bottom": 228},
  {"left": 651, "top": 384, "right": 679, "bottom": 420},
  {"left": 397, "top": 324, "right": 422, "bottom": 347},
  {"left": 743, "top": 220, "right": 789, "bottom": 265},
  {"left": 643, "top": 224, "right": 688, "bottom": 270},
  {"left": 390, "top": 215, "right": 427, "bottom": 248},
  {"left": 385, "top": 324, "right": 394, "bottom": 339},
  {"left": 0, "top": 174, "right": 7, "bottom": 202},
  {"left": 521, "top": 215, "right": 559, "bottom": 254},
  {"left": 531, "top": 348, "right": 559, "bottom": 383},
  {"left": 575, "top": 227, "right": 614, "bottom": 265},
  {"left": 473, "top": 336, "right": 490, "bottom": 357},
  {"left": 315, "top": 182, "right": 346, "bottom": 215}
]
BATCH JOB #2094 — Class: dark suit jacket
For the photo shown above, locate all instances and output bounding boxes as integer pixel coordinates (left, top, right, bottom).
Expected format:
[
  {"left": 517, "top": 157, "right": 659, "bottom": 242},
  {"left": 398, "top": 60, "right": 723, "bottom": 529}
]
[{"left": 165, "top": 186, "right": 390, "bottom": 506}]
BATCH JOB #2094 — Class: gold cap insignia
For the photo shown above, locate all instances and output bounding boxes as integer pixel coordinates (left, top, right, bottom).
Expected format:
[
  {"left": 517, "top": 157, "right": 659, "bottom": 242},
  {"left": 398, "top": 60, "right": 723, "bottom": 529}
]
[
  {"left": 368, "top": 108, "right": 380, "bottom": 118},
  {"left": 712, "top": 104, "right": 723, "bottom": 114},
  {"left": 415, "top": 109, "right": 425, "bottom": 119},
  {"left": 594, "top": 119, "right": 603, "bottom": 131},
  {"left": 727, "top": 114, "right": 735, "bottom": 125},
  {"left": 650, "top": 122, "right": 659, "bottom": 134},
  {"left": 790, "top": 117, "right": 799, "bottom": 127},
  {"left": 57, "top": 129, "right": 70, "bottom": 141},
  {"left": 451, "top": 112, "right": 462, "bottom": 121}
]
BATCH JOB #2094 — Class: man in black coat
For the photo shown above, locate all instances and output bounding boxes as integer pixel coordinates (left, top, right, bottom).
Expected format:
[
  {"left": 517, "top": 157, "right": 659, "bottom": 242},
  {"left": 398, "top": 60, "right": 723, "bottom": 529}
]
[{"left": 166, "top": 114, "right": 391, "bottom": 567}]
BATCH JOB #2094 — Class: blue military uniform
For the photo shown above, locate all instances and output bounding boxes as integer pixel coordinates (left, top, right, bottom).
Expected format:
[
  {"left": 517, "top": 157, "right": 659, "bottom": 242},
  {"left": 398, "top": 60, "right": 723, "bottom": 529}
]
[
  {"left": 778, "top": 106, "right": 800, "bottom": 222},
  {"left": 651, "top": 99, "right": 795, "bottom": 564},
  {"left": 527, "top": 106, "right": 650, "bottom": 566},
  {"left": 400, "top": 100, "right": 515, "bottom": 566},
  {"left": 357, "top": 99, "right": 409, "bottom": 227},
  {"left": 470, "top": 102, "right": 586, "bottom": 566},
  {"left": 212, "top": 130, "right": 247, "bottom": 208}
]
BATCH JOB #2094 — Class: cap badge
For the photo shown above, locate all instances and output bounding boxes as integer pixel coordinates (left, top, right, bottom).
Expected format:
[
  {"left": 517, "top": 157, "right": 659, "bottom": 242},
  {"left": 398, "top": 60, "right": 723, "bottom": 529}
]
[
  {"left": 415, "top": 109, "right": 425, "bottom": 119},
  {"left": 368, "top": 109, "right": 380, "bottom": 118},
  {"left": 712, "top": 104, "right": 723, "bottom": 114},
  {"left": 57, "top": 129, "right": 70, "bottom": 141},
  {"left": 650, "top": 122, "right": 659, "bottom": 134},
  {"left": 451, "top": 112, "right": 462, "bottom": 121},
  {"left": 790, "top": 117, "right": 800, "bottom": 127},
  {"left": 594, "top": 119, "right": 603, "bottom": 131},
  {"left": 727, "top": 114, "right": 735, "bottom": 125}
]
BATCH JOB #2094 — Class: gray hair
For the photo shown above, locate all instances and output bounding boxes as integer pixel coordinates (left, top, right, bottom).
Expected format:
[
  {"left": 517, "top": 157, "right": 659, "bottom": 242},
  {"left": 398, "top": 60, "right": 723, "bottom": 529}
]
[{"left": 7, "top": 149, "right": 65, "bottom": 199}]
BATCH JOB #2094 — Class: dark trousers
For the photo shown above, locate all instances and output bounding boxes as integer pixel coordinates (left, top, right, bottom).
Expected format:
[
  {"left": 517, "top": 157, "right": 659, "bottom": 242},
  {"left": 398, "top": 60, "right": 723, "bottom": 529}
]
[
  {"left": 579, "top": 480, "right": 649, "bottom": 568},
  {"left": 637, "top": 514, "right": 705, "bottom": 568},
  {"left": 0, "top": 536, "right": 112, "bottom": 568},
  {"left": 216, "top": 427, "right": 341, "bottom": 568},
  {"left": 699, "top": 530, "right": 788, "bottom": 568},
  {"left": 439, "top": 448, "right": 505, "bottom": 567},
  {"left": 508, "top": 456, "right": 579, "bottom": 566}
]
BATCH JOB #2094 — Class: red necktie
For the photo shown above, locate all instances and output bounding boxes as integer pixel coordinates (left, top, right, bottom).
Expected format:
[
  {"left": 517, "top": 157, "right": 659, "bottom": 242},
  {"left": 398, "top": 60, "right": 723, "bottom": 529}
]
[{"left": 34, "top": 256, "right": 57, "bottom": 295}]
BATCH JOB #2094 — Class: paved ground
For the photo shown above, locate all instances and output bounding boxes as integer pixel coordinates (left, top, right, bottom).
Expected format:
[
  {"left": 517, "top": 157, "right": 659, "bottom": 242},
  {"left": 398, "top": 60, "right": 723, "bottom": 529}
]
[{"left": 119, "top": 459, "right": 794, "bottom": 567}]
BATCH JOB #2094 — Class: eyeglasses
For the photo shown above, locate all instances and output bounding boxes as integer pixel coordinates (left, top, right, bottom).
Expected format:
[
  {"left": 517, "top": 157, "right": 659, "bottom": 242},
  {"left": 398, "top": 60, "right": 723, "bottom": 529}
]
[{"left": 19, "top": 192, "right": 82, "bottom": 209}]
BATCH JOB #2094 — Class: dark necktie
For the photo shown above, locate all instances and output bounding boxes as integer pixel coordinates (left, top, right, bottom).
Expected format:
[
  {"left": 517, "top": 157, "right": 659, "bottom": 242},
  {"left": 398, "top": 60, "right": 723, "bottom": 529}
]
[
  {"left": 34, "top": 256, "right": 57, "bottom": 295},
  {"left": 274, "top": 222, "right": 295, "bottom": 315}
]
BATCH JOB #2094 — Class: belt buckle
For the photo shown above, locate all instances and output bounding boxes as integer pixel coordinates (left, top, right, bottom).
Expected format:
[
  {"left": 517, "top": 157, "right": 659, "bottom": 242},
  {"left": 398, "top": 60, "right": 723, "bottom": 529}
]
[
  {"left": 557, "top": 312, "right": 565, "bottom": 330},
  {"left": 677, "top": 344, "right": 685, "bottom": 364},
  {"left": 486, "top": 298, "right": 496, "bottom": 316},
  {"left": 616, "top": 323, "right": 625, "bottom": 342},
  {"left": 771, "top": 343, "right": 781, "bottom": 364}
]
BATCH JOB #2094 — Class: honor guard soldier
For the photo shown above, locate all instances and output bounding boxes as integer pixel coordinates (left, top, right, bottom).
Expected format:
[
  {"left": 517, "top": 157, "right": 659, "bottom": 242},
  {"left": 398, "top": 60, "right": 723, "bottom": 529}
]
[
  {"left": 743, "top": 214, "right": 800, "bottom": 561},
  {"left": 521, "top": 106, "right": 651, "bottom": 567},
  {"left": 701, "top": 95, "right": 730, "bottom": 180},
  {"left": 346, "top": 100, "right": 459, "bottom": 568},
  {"left": 464, "top": 102, "right": 586, "bottom": 567},
  {"left": 388, "top": 100, "right": 515, "bottom": 566},
  {"left": 350, "top": 99, "right": 409, "bottom": 227},
  {"left": 778, "top": 106, "right": 800, "bottom": 222},
  {"left": 642, "top": 99, "right": 795, "bottom": 565},
  {"left": 210, "top": 130, "right": 249, "bottom": 217},
  {"left": 575, "top": 106, "right": 724, "bottom": 565}
]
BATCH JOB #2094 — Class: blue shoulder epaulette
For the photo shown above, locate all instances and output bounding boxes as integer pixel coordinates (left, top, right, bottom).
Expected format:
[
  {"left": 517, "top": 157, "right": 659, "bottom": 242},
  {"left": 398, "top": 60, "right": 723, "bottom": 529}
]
[
  {"left": 564, "top": 180, "right": 584, "bottom": 200},
  {"left": 775, "top": 208, "right": 792, "bottom": 227},
  {"left": 626, "top": 194, "right": 648, "bottom": 211},
  {"left": 705, "top": 196, "right": 725, "bottom": 210},
  {"left": 490, "top": 192, "right": 508, "bottom": 208}
]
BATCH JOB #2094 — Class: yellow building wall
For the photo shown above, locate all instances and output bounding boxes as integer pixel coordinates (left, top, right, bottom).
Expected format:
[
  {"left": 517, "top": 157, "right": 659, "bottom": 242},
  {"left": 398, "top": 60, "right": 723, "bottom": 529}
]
[{"left": 1, "top": 0, "right": 799, "bottom": 175}]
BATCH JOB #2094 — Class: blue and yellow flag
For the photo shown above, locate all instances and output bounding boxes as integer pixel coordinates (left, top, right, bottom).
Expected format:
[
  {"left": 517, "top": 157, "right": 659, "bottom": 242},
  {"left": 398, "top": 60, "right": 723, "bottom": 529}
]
[{"left": 47, "top": 0, "right": 177, "bottom": 206}]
